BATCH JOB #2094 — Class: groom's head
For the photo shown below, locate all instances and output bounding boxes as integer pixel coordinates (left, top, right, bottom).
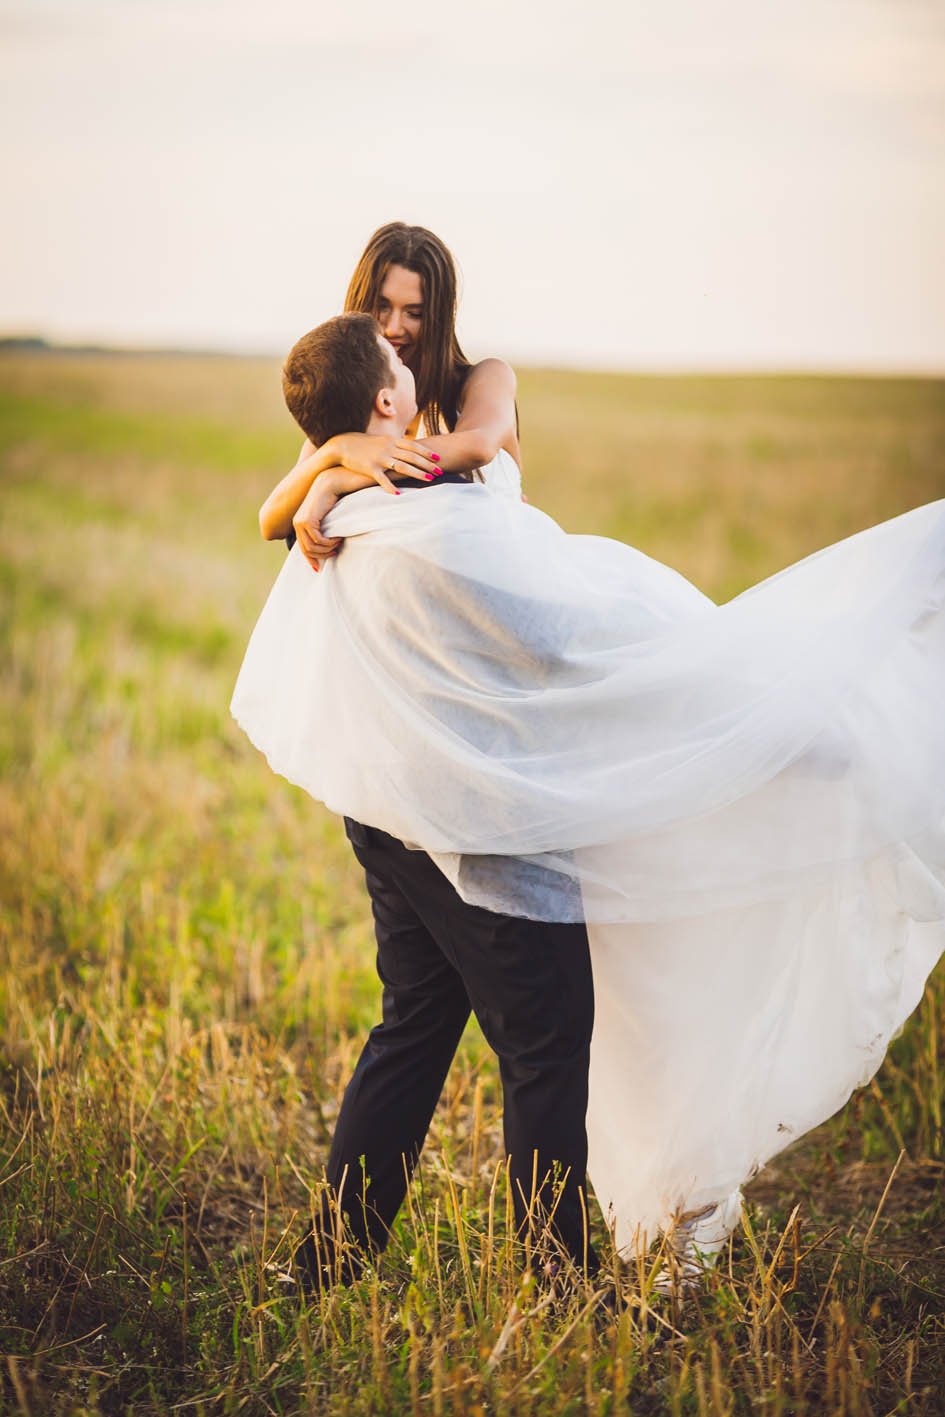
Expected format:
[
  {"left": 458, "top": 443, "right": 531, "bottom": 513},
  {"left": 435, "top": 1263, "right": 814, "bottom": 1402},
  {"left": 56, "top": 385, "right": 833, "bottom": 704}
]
[{"left": 283, "top": 312, "right": 417, "bottom": 445}]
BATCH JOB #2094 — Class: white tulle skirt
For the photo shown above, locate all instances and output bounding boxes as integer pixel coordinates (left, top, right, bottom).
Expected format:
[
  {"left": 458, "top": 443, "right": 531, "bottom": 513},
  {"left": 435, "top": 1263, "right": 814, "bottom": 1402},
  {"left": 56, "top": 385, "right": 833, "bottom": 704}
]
[{"left": 232, "top": 465, "right": 945, "bottom": 1250}]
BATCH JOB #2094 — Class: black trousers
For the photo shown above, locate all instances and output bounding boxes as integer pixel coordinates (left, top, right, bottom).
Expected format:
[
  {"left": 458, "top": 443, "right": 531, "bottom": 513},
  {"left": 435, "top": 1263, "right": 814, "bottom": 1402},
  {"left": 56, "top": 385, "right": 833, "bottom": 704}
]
[{"left": 304, "top": 819, "right": 598, "bottom": 1281}]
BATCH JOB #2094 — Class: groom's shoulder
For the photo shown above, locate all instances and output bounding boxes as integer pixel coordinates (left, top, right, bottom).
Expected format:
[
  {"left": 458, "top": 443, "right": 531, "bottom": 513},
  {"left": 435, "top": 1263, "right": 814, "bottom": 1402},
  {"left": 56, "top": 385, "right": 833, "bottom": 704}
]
[
  {"left": 400, "top": 471, "right": 473, "bottom": 492},
  {"left": 285, "top": 470, "right": 478, "bottom": 551}
]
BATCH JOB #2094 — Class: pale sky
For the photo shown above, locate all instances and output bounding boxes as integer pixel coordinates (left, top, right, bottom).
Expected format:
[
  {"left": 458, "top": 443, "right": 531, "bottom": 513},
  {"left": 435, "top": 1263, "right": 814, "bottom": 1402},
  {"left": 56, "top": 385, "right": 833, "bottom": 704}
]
[{"left": 2, "top": 0, "right": 944, "bottom": 370}]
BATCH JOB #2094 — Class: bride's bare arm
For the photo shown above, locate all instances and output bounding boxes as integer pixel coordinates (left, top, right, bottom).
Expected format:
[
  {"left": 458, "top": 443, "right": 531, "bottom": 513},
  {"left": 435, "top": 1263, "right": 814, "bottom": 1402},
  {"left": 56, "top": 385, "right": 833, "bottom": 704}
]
[
  {"left": 258, "top": 439, "right": 326, "bottom": 540},
  {"left": 258, "top": 433, "right": 441, "bottom": 540},
  {"left": 418, "top": 359, "right": 521, "bottom": 473}
]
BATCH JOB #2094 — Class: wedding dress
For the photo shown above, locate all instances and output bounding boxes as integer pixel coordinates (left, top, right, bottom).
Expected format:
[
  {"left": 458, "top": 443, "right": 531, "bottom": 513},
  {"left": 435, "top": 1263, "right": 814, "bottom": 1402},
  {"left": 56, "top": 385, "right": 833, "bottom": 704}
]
[{"left": 232, "top": 451, "right": 945, "bottom": 1254}]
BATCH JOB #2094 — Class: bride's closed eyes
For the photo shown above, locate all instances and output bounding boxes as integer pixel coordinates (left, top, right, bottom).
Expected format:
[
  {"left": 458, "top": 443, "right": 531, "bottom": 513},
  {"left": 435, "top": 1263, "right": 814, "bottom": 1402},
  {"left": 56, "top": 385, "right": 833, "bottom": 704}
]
[
  {"left": 378, "top": 301, "right": 423, "bottom": 319},
  {"left": 377, "top": 300, "right": 423, "bottom": 334}
]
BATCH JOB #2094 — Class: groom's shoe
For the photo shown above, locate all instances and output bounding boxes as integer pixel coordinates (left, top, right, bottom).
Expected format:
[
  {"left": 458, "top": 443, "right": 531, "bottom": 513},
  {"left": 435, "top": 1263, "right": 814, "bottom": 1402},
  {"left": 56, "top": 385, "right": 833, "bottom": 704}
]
[
  {"left": 294, "top": 1182, "right": 393, "bottom": 1298},
  {"left": 294, "top": 1229, "right": 365, "bottom": 1297}
]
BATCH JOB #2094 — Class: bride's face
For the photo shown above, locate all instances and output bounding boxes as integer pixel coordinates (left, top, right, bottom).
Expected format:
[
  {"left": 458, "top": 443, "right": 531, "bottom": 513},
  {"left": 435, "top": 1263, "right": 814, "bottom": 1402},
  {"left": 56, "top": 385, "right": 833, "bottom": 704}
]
[{"left": 376, "top": 265, "right": 423, "bottom": 369}]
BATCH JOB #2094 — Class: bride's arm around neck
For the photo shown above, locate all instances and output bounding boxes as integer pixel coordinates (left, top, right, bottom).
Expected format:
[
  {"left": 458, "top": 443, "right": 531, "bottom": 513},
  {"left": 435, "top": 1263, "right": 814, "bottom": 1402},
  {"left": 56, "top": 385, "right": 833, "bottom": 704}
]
[{"left": 416, "top": 358, "right": 521, "bottom": 474}]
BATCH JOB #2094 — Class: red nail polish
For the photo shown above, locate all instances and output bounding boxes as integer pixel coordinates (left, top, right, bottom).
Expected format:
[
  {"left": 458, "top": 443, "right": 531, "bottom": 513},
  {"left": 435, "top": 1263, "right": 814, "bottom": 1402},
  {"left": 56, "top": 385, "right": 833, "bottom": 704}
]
[
  {"left": 431, "top": 454, "right": 440, "bottom": 462},
  {"left": 425, "top": 473, "right": 435, "bottom": 480}
]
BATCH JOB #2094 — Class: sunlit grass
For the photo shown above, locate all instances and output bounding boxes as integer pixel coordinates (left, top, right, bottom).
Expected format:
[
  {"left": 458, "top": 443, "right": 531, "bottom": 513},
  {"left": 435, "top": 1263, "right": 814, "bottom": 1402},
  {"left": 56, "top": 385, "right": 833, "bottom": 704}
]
[{"left": 1, "top": 351, "right": 944, "bottom": 1414}]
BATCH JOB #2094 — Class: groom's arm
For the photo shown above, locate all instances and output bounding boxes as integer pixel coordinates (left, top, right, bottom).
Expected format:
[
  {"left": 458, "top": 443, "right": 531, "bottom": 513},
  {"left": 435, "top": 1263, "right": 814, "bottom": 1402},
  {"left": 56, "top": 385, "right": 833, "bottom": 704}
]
[
  {"left": 260, "top": 435, "right": 439, "bottom": 541},
  {"left": 290, "top": 465, "right": 474, "bottom": 572},
  {"left": 288, "top": 466, "right": 393, "bottom": 571},
  {"left": 289, "top": 464, "right": 455, "bottom": 569}
]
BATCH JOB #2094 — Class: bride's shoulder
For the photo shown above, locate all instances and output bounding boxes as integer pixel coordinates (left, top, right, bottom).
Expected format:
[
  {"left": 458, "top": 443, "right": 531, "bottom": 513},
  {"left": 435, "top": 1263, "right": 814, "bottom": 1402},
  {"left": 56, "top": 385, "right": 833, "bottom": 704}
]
[
  {"left": 468, "top": 356, "right": 516, "bottom": 379},
  {"left": 464, "top": 362, "right": 512, "bottom": 385},
  {"left": 460, "top": 357, "right": 517, "bottom": 401}
]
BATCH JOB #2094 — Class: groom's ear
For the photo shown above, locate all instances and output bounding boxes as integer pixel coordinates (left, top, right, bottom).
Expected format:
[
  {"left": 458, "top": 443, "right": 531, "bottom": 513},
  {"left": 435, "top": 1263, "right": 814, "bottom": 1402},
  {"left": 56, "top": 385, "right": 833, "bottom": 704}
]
[{"left": 375, "top": 386, "right": 396, "bottom": 417}]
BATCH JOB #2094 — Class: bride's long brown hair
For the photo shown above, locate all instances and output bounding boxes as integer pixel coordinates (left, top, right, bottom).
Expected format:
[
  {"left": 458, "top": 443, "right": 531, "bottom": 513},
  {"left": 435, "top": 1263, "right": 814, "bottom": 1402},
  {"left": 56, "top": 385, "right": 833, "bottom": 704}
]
[{"left": 344, "top": 223, "right": 473, "bottom": 435}]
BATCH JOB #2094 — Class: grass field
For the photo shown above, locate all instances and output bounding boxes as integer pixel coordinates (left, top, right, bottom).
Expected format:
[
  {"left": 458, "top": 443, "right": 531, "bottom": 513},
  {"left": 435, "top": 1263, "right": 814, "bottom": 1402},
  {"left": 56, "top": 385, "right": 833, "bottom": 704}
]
[{"left": 1, "top": 350, "right": 944, "bottom": 1415}]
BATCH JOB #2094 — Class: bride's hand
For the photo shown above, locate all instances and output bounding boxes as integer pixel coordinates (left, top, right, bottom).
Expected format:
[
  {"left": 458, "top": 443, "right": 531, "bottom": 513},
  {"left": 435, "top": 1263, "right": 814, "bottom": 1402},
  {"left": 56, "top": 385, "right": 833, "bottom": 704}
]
[
  {"left": 324, "top": 432, "right": 441, "bottom": 489},
  {"left": 292, "top": 477, "right": 343, "bottom": 573}
]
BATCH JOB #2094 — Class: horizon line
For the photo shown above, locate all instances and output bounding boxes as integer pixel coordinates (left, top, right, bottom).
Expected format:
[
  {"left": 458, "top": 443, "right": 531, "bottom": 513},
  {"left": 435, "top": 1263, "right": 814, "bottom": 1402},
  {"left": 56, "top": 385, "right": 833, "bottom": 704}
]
[{"left": 2, "top": 335, "right": 944, "bottom": 382}]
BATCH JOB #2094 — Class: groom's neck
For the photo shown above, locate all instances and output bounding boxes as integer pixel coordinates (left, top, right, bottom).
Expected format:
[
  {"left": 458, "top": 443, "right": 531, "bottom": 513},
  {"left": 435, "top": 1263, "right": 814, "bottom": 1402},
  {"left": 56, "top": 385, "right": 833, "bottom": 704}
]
[{"left": 364, "top": 413, "right": 408, "bottom": 440}]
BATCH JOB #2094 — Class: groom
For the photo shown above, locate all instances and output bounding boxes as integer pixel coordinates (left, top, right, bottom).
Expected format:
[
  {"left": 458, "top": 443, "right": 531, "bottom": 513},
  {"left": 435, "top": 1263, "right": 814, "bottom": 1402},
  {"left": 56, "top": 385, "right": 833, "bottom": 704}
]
[{"left": 280, "top": 314, "right": 600, "bottom": 1289}]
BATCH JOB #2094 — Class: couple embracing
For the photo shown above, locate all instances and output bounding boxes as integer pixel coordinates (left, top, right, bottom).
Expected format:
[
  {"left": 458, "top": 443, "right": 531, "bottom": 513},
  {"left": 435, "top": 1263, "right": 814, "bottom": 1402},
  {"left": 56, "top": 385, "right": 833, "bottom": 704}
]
[{"left": 233, "top": 223, "right": 945, "bottom": 1307}]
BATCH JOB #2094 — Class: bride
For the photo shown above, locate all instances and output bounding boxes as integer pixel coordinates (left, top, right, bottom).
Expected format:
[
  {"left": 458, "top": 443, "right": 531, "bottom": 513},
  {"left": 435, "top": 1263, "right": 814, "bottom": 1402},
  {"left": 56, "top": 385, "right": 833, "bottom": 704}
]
[{"left": 236, "top": 229, "right": 945, "bottom": 1285}]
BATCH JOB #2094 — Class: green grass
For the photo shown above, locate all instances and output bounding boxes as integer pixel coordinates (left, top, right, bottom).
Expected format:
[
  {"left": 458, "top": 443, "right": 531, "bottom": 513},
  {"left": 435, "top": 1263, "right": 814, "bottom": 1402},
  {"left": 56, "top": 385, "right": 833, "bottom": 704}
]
[{"left": 1, "top": 351, "right": 944, "bottom": 1415}]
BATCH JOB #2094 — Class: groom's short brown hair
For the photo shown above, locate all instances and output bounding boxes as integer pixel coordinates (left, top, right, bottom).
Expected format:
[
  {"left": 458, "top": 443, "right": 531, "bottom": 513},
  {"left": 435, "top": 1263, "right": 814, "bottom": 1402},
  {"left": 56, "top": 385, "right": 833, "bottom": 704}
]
[{"left": 283, "top": 312, "right": 392, "bottom": 446}]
